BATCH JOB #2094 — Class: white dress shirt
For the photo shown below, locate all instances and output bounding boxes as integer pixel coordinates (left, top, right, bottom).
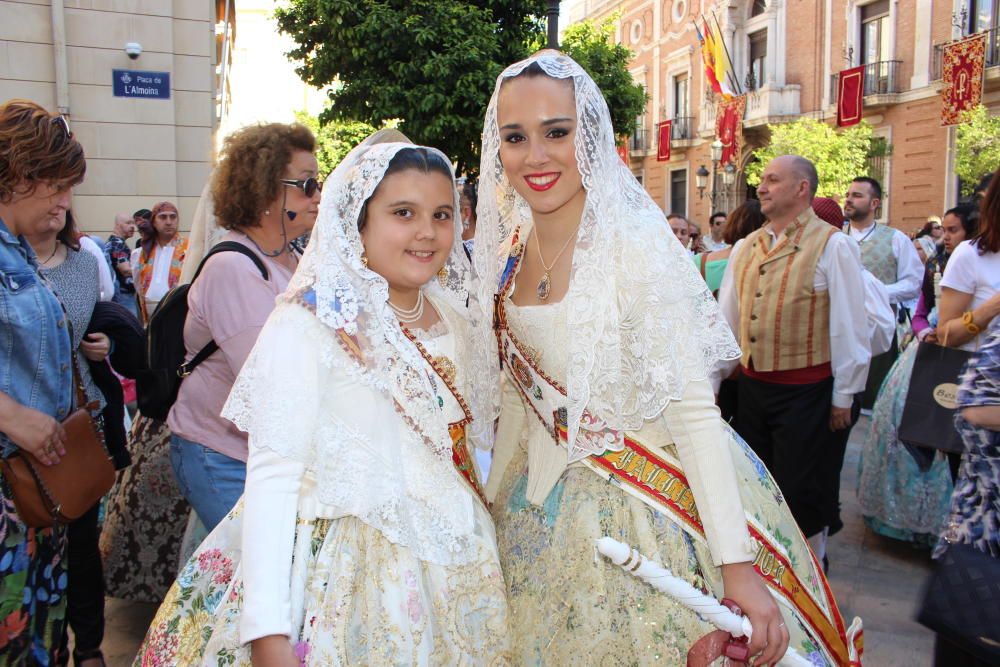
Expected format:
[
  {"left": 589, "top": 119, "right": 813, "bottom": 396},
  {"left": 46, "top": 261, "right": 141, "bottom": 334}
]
[
  {"left": 845, "top": 221, "right": 923, "bottom": 305},
  {"left": 130, "top": 243, "right": 175, "bottom": 306},
  {"left": 717, "top": 226, "right": 872, "bottom": 409},
  {"left": 702, "top": 237, "right": 730, "bottom": 252},
  {"left": 79, "top": 236, "right": 114, "bottom": 302}
]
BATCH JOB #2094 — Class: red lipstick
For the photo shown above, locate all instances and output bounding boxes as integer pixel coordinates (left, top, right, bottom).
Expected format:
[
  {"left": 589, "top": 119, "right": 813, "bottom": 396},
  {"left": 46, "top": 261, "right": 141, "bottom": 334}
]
[{"left": 524, "top": 172, "right": 560, "bottom": 192}]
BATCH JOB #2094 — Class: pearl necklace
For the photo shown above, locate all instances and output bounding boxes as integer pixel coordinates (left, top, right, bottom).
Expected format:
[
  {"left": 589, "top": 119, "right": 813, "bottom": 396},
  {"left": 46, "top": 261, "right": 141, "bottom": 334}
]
[{"left": 389, "top": 291, "right": 425, "bottom": 323}]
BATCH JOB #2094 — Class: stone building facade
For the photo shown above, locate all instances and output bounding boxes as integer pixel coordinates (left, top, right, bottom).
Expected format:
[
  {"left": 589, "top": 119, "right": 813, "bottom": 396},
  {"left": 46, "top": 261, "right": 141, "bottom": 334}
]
[
  {"left": 0, "top": 0, "right": 234, "bottom": 235},
  {"left": 564, "top": 0, "right": 1000, "bottom": 234}
]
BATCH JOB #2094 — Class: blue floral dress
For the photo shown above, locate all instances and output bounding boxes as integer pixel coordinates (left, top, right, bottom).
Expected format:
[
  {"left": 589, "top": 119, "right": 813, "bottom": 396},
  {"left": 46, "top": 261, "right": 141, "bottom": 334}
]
[
  {"left": 857, "top": 333, "right": 954, "bottom": 547},
  {"left": 935, "top": 323, "right": 1000, "bottom": 558}
]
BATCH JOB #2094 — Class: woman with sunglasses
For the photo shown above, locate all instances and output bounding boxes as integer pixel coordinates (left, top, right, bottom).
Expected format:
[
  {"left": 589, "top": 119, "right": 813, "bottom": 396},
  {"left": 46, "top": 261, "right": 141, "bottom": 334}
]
[
  {"left": 167, "top": 122, "right": 320, "bottom": 532},
  {"left": 0, "top": 99, "right": 86, "bottom": 664}
]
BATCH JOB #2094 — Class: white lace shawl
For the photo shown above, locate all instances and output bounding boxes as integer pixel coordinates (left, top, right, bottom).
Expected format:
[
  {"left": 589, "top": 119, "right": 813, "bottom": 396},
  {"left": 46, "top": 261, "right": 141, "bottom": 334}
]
[
  {"left": 223, "top": 138, "right": 479, "bottom": 566},
  {"left": 469, "top": 53, "right": 741, "bottom": 462}
]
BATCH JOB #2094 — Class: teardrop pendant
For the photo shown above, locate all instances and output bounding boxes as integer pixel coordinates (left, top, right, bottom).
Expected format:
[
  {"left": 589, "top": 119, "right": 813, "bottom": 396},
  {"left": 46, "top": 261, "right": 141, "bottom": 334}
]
[{"left": 537, "top": 271, "right": 552, "bottom": 300}]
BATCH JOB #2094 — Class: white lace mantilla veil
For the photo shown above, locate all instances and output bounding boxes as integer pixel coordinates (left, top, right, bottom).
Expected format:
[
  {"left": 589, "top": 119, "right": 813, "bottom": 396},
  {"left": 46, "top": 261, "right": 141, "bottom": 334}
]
[
  {"left": 223, "top": 132, "right": 480, "bottom": 566},
  {"left": 469, "top": 53, "right": 741, "bottom": 462}
]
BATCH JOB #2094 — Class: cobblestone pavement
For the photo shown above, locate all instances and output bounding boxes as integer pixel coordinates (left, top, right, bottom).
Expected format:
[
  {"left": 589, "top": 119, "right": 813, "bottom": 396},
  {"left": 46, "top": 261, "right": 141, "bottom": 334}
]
[{"left": 100, "top": 416, "right": 937, "bottom": 666}]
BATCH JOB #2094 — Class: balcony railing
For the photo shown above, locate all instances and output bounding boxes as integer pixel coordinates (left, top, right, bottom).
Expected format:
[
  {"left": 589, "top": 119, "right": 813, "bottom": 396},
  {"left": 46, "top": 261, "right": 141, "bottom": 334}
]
[
  {"left": 932, "top": 26, "right": 1000, "bottom": 80},
  {"left": 671, "top": 116, "right": 694, "bottom": 141},
  {"left": 630, "top": 127, "right": 648, "bottom": 152},
  {"left": 830, "top": 60, "right": 902, "bottom": 101}
]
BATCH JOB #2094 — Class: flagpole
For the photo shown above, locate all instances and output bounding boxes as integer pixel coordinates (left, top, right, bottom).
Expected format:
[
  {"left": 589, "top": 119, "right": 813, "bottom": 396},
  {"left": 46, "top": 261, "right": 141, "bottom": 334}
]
[{"left": 711, "top": 11, "right": 744, "bottom": 96}]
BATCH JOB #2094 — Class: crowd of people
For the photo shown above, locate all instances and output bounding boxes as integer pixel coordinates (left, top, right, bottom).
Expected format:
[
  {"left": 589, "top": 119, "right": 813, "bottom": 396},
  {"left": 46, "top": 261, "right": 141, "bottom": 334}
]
[{"left": 0, "top": 48, "right": 997, "bottom": 667}]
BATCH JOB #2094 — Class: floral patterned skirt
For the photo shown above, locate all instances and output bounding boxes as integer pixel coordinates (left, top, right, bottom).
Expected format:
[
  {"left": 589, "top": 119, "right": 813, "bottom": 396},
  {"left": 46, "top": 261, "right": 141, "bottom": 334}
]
[
  {"left": 491, "top": 432, "right": 846, "bottom": 666},
  {"left": 99, "top": 414, "right": 191, "bottom": 602},
  {"left": 134, "top": 498, "right": 511, "bottom": 666},
  {"left": 0, "top": 479, "right": 68, "bottom": 666},
  {"left": 856, "top": 342, "right": 954, "bottom": 546}
]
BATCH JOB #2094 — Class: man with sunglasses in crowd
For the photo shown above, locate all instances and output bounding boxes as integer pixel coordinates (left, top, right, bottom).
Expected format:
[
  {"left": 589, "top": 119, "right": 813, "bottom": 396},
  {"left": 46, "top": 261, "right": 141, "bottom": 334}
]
[{"left": 702, "top": 211, "right": 730, "bottom": 252}]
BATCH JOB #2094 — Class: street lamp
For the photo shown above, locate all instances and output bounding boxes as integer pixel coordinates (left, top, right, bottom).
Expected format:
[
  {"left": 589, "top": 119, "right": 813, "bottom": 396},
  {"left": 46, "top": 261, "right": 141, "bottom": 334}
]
[
  {"left": 696, "top": 165, "right": 710, "bottom": 199},
  {"left": 722, "top": 162, "right": 737, "bottom": 209},
  {"left": 722, "top": 162, "right": 736, "bottom": 187},
  {"left": 709, "top": 139, "right": 724, "bottom": 209},
  {"left": 546, "top": 0, "right": 560, "bottom": 49}
]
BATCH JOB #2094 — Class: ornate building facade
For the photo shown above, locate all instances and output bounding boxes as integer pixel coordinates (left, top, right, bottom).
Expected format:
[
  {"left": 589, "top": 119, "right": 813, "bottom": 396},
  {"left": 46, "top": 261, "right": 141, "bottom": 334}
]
[{"left": 563, "top": 0, "right": 1000, "bottom": 233}]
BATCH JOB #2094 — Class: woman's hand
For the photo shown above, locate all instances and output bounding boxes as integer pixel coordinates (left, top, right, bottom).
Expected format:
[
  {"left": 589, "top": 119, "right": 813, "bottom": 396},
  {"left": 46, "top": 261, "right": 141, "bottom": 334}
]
[
  {"left": 250, "top": 635, "right": 298, "bottom": 667},
  {"left": 80, "top": 332, "right": 111, "bottom": 362},
  {"left": 3, "top": 404, "right": 66, "bottom": 466},
  {"left": 721, "top": 561, "right": 788, "bottom": 666}
]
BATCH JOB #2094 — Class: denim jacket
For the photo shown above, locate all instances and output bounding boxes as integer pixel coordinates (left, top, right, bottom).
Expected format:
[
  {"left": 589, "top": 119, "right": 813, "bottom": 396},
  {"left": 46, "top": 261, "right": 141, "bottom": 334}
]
[{"left": 0, "top": 217, "right": 73, "bottom": 457}]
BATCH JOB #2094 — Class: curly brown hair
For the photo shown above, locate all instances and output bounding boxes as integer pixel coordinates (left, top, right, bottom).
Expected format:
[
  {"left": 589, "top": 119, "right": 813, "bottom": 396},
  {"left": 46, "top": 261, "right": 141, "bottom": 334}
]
[
  {"left": 211, "top": 123, "right": 316, "bottom": 230},
  {"left": 0, "top": 99, "right": 86, "bottom": 203}
]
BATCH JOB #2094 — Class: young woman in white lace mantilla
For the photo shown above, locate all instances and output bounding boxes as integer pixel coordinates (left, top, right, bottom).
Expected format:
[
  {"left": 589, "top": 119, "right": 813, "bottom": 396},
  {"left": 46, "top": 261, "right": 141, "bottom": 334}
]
[
  {"left": 468, "top": 53, "right": 862, "bottom": 666},
  {"left": 135, "top": 136, "right": 509, "bottom": 666}
]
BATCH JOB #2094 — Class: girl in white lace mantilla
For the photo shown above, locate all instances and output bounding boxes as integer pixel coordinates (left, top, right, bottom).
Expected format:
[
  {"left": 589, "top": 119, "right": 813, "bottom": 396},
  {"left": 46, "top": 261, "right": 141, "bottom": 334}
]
[
  {"left": 135, "top": 135, "right": 510, "bottom": 666},
  {"left": 469, "top": 53, "right": 861, "bottom": 667}
]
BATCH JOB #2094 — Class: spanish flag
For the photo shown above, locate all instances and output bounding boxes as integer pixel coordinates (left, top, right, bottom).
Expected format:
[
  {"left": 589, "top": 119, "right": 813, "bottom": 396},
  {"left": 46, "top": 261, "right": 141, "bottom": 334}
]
[{"left": 696, "top": 19, "right": 735, "bottom": 100}]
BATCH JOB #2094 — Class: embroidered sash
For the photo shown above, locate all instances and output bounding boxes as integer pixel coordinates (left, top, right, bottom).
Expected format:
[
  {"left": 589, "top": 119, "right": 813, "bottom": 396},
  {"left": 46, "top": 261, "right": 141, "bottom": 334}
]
[{"left": 492, "top": 237, "right": 862, "bottom": 666}]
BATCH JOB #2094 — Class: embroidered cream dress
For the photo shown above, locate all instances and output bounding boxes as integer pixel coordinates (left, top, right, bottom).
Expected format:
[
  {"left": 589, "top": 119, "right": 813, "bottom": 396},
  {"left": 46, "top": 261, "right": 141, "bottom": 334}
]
[
  {"left": 136, "top": 138, "right": 510, "bottom": 666},
  {"left": 471, "top": 54, "right": 862, "bottom": 667},
  {"left": 135, "top": 302, "right": 509, "bottom": 666},
  {"left": 489, "top": 292, "right": 839, "bottom": 666}
]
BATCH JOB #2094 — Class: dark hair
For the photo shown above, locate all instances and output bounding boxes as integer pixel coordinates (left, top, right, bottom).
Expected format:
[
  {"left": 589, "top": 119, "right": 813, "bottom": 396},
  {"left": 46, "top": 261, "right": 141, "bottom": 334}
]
[
  {"left": 945, "top": 204, "right": 980, "bottom": 241},
  {"left": 723, "top": 199, "right": 765, "bottom": 246},
  {"left": 710, "top": 211, "right": 727, "bottom": 223},
  {"left": 916, "top": 221, "right": 936, "bottom": 238},
  {"left": 357, "top": 147, "right": 454, "bottom": 232},
  {"left": 666, "top": 213, "right": 689, "bottom": 225},
  {"left": 976, "top": 165, "right": 1000, "bottom": 255},
  {"left": 212, "top": 123, "right": 316, "bottom": 230},
  {"left": 852, "top": 176, "right": 882, "bottom": 200},
  {"left": 0, "top": 99, "right": 86, "bottom": 203},
  {"left": 462, "top": 180, "right": 478, "bottom": 223},
  {"left": 133, "top": 208, "right": 152, "bottom": 221},
  {"left": 58, "top": 209, "right": 81, "bottom": 250}
]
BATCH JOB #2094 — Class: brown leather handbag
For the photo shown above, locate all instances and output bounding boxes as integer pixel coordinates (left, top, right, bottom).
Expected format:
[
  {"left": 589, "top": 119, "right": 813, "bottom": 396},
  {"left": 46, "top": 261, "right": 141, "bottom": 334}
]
[{"left": 1, "top": 359, "right": 116, "bottom": 528}]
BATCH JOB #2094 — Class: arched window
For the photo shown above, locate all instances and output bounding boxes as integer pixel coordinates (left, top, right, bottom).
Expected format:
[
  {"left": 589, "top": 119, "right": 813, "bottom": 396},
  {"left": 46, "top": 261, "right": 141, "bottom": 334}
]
[{"left": 751, "top": 0, "right": 767, "bottom": 17}]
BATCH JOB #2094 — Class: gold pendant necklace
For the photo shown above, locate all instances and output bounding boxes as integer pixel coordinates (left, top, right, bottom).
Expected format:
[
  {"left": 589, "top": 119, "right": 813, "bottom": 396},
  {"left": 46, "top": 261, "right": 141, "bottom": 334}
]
[{"left": 533, "top": 224, "right": 578, "bottom": 301}]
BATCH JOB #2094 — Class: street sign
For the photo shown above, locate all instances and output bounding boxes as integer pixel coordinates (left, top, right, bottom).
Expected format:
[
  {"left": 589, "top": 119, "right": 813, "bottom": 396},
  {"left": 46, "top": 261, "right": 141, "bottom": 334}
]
[{"left": 112, "top": 70, "right": 170, "bottom": 99}]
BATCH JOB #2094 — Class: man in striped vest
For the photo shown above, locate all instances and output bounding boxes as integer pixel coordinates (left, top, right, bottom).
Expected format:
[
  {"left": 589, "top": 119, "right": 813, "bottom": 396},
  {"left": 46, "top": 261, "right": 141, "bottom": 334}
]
[
  {"left": 843, "top": 177, "right": 923, "bottom": 409},
  {"left": 717, "top": 155, "right": 871, "bottom": 567}
]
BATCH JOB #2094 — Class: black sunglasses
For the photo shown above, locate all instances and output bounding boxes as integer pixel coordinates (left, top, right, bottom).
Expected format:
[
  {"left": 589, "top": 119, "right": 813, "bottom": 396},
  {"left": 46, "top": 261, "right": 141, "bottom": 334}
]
[
  {"left": 281, "top": 177, "right": 322, "bottom": 197},
  {"left": 51, "top": 115, "right": 72, "bottom": 139}
]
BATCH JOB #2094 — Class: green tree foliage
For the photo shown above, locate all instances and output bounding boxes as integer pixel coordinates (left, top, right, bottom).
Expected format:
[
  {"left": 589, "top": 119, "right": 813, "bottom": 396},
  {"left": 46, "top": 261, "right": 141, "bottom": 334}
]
[
  {"left": 558, "top": 16, "right": 648, "bottom": 138},
  {"left": 955, "top": 105, "right": 1000, "bottom": 196},
  {"left": 745, "top": 118, "right": 875, "bottom": 199},
  {"left": 275, "top": 0, "right": 546, "bottom": 173},
  {"left": 276, "top": 2, "right": 646, "bottom": 173},
  {"left": 294, "top": 111, "right": 401, "bottom": 176}
]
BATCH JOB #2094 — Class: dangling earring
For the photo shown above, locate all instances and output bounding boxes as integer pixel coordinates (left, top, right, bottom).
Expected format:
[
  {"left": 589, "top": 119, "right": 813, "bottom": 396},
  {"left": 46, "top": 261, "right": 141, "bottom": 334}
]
[
  {"left": 437, "top": 265, "right": 448, "bottom": 285},
  {"left": 360, "top": 250, "right": 369, "bottom": 268}
]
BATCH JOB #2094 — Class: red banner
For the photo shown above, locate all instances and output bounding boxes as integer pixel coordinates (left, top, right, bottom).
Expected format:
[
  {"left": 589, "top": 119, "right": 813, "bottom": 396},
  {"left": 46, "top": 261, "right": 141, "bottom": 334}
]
[
  {"left": 941, "top": 32, "right": 987, "bottom": 126},
  {"left": 656, "top": 120, "right": 672, "bottom": 162},
  {"left": 617, "top": 141, "right": 629, "bottom": 164},
  {"left": 836, "top": 65, "right": 865, "bottom": 127},
  {"left": 715, "top": 95, "right": 746, "bottom": 166}
]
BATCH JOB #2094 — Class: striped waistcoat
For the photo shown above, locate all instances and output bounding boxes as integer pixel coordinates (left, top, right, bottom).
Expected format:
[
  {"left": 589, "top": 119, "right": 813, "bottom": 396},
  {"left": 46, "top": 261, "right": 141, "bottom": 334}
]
[{"left": 731, "top": 211, "right": 838, "bottom": 372}]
